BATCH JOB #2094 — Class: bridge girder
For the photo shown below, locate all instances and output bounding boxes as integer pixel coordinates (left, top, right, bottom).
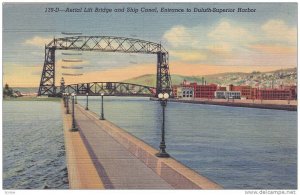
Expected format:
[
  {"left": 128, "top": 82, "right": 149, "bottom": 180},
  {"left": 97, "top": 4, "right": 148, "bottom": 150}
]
[
  {"left": 49, "top": 36, "right": 167, "bottom": 54},
  {"left": 38, "top": 36, "right": 172, "bottom": 97},
  {"left": 63, "top": 82, "right": 156, "bottom": 97}
]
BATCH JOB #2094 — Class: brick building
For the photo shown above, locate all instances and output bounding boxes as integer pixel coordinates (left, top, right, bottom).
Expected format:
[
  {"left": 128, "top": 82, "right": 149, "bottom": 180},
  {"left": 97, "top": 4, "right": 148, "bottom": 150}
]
[
  {"left": 173, "top": 81, "right": 297, "bottom": 100},
  {"left": 175, "top": 86, "right": 194, "bottom": 99},
  {"left": 173, "top": 81, "right": 217, "bottom": 98},
  {"left": 229, "top": 85, "right": 252, "bottom": 99},
  {"left": 257, "top": 88, "right": 295, "bottom": 100},
  {"left": 215, "top": 91, "right": 241, "bottom": 99},
  {"left": 189, "top": 83, "right": 217, "bottom": 98},
  {"left": 227, "top": 84, "right": 297, "bottom": 100}
]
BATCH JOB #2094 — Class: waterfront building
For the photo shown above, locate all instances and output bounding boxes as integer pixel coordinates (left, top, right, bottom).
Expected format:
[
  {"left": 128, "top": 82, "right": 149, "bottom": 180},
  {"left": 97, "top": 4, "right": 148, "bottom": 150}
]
[
  {"left": 228, "top": 85, "right": 252, "bottom": 99},
  {"left": 217, "top": 86, "right": 227, "bottom": 91},
  {"left": 173, "top": 81, "right": 296, "bottom": 100},
  {"left": 194, "top": 84, "right": 217, "bottom": 98},
  {"left": 176, "top": 86, "right": 194, "bottom": 99},
  {"left": 214, "top": 91, "right": 241, "bottom": 99},
  {"left": 284, "top": 85, "right": 297, "bottom": 99},
  {"left": 173, "top": 86, "right": 178, "bottom": 97},
  {"left": 251, "top": 88, "right": 258, "bottom": 99},
  {"left": 227, "top": 84, "right": 297, "bottom": 100},
  {"left": 172, "top": 80, "right": 217, "bottom": 99},
  {"left": 257, "top": 88, "right": 294, "bottom": 100}
]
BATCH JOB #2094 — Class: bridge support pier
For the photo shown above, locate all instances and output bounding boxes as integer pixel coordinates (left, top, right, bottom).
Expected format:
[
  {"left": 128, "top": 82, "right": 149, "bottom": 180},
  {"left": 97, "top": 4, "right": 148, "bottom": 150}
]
[{"left": 38, "top": 47, "right": 56, "bottom": 96}]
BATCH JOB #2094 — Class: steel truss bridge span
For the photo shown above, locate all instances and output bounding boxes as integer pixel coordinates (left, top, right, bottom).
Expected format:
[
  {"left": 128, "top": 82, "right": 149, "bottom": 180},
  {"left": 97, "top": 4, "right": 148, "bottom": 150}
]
[
  {"left": 64, "top": 82, "right": 156, "bottom": 97},
  {"left": 38, "top": 36, "right": 172, "bottom": 97}
]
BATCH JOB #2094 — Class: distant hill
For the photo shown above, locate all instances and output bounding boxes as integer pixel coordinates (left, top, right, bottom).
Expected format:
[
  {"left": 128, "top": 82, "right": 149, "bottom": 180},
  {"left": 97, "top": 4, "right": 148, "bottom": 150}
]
[
  {"left": 122, "top": 73, "right": 253, "bottom": 87},
  {"left": 123, "top": 67, "right": 297, "bottom": 88},
  {"left": 266, "top": 67, "right": 296, "bottom": 73},
  {"left": 123, "top": 74, "right": 156, "bottom": 87},
  {"left": 7, "top": 68, "right": 297, "bottom": 93},
  {"left": 12, "top": 87, "right": 38, "bottom": 94},
  {"left": 123, "top": 74, "right": 210, "bottom": 87}
]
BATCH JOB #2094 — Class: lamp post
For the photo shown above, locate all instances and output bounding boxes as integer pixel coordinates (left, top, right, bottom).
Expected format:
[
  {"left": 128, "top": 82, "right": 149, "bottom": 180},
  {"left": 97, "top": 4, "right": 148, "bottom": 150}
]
[
  {"left": 85, "top": 92, "right": 89, "bottom": 110},
  {"left": 70, "top": 93, "right": 78, "bottom": 131},
  {"left": 63, "top": 93, "right": 66, "bottom": 107},
  {"left": 100, "top": 93, "right": 105, "bottom": 120},
  {"left": 66, "top": 93, "right": 70, "bottom": 114},
  {"left": 288, "top": 90, "right": 291, "bottom": 105},
  {"left": 156, "top": 92, "right": 170, "bottom": 158}
]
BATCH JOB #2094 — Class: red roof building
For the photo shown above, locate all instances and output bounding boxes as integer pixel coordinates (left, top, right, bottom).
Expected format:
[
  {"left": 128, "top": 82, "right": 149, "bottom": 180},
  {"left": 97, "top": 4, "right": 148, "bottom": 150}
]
[
  {"left": 172, "top": 81, "right": 217, "bottom": 98},
  {"left": 173, "top": 81, "right": 297, "bottom": 100},
  {"left": 257, "top": 88, "right": 295, "bottom": 100}
]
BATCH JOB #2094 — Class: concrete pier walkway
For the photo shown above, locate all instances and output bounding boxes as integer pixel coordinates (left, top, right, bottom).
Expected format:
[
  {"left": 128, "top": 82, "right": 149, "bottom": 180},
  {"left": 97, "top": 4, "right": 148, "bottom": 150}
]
[
  {"left": 62, "top": 104, "right": 104, "bottom": 189},
  {"left": 74, "top": 105, "right": 173, "bottom": 189},
  {"left": 63, "top": 102, "right": 222, "bottom": 189}
]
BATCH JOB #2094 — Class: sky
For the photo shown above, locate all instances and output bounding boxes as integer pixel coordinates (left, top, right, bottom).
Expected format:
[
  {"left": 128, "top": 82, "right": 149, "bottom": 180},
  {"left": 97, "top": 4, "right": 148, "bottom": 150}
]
[{"left": 2, "top": 3, "right": 297, "bottom": 87}]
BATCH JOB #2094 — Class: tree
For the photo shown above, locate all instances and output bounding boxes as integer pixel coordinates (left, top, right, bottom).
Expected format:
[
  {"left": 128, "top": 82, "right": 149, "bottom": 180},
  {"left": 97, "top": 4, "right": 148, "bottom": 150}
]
[{"left": 3, "top": 83, "right": 13, "bottom": 97}]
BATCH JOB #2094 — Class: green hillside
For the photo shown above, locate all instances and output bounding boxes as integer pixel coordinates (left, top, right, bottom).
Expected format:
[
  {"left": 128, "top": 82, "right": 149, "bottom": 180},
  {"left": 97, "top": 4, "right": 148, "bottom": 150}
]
[
  {"left": 267, "top": 67, "right": 296, "bottom": 73},
  {"left": 122, "top": 67, "right": 296, "bottom": 87},
  {"left": 123, "top": 74, "right": 211, "bottom": 87},
  {"left": 123, "top": 74, "right": 156, "bottom": 87},
  {"left": 7, "top": 67, "right": 296, "bottom": 92}
]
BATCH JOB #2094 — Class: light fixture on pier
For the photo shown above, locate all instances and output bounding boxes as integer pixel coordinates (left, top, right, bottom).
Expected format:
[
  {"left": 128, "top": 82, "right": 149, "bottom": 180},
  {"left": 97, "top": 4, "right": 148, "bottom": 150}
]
[
  {"left": 156, "top": 92, "right": 170, "bottom": 158},
  {"left": 65, "top": 93, "right": 70, "bottom": 114},
  {"left": 85, "top": 92, "right": 89, "bottom": 110},
  {"left": 100, "top": 93, "right": 105, "bottom": 120},
  {"left": 70, "top": 93, "right": 78, "bottom": 131}
]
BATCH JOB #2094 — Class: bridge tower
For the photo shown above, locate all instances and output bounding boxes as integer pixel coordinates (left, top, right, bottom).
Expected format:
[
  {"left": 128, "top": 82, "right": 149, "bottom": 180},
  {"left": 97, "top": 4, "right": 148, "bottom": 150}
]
[
  {"left": 38, "top": 47, "right": 56, "bottom": 96},
  {"left": 156, "top": 52, "right": 172, "bottom": 95},
  {"left": 37, "top": 36, "right": 173, "bottom": 97}
]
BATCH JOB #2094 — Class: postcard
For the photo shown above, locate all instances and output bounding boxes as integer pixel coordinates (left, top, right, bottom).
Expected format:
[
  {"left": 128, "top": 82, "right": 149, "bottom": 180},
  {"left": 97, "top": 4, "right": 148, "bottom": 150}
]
[{"left": 2, "top": 2, "right": 297, "bottom": 193}]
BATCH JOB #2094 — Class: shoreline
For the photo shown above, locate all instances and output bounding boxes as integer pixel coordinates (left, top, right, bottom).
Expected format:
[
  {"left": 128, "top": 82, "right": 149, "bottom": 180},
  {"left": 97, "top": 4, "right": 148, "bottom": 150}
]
[
  {"left": 4, "top": 96, "right": 297, "bottom": 111},
  {"left": 3, "top": 96, "right": 60, "bottom": 101},
  {"left": 150, "top": 97, "right": 297, "bottom": 111}
]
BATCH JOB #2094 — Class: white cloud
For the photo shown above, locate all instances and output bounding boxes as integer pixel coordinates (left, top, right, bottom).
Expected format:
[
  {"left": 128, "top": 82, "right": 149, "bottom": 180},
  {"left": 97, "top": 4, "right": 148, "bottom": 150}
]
[
  {"left": 163, "top": 19, "right": 255, "bottom": 52},
  {"left": 163, "top": 19, "right": 252, "bottom": 62},
  {"left": 261, "top": 19, "right": 296, "bottom": 44},
  {"left": 24, "top": 36, "right": 52, "bottom": 47},
  {"left": 206, "top": 42, "right": 234, "bottom": 54},
  {"left": 170, "top": 50, "right": 207, "bottom": 62},
  {"left": 208, "top": 20, "right": 255, "bottom": 43},
  {"left": 162, "top": 18, "right": 297, "bottom": 67},
  {"left": 163, "top": 25, "right": 193, "bottom": 47}
]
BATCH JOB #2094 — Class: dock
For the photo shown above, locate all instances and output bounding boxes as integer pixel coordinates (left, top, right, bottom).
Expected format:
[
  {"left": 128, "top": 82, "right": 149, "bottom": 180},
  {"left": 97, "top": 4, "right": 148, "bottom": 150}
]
[
  {"left": 62, "top": 101, "right": 222, "bottom": 189},
  {"left": 152, "top": 98, "right": 297, "bottom": 111}
]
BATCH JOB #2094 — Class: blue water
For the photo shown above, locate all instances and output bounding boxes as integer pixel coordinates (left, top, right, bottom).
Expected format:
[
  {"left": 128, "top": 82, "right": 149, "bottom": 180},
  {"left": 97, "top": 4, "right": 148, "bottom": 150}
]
[
  {"left": 3, "top": 98, "right": 296, "bottom": 189},
  {"left": 3, "top": 101, "right": 69, "bottom": 189},
  {"left": 77, "top": 96, "right": 297, "bottom": 189}
]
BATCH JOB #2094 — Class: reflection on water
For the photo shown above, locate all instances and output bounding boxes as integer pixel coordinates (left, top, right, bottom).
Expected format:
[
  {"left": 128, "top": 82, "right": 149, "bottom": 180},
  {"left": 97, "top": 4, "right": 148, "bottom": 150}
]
[
  {"left": 78, "top": 96, "right": 297, "bottom": 189},
  {"left": 3, "top": 101, "right": 68, "bottom": 189}
]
